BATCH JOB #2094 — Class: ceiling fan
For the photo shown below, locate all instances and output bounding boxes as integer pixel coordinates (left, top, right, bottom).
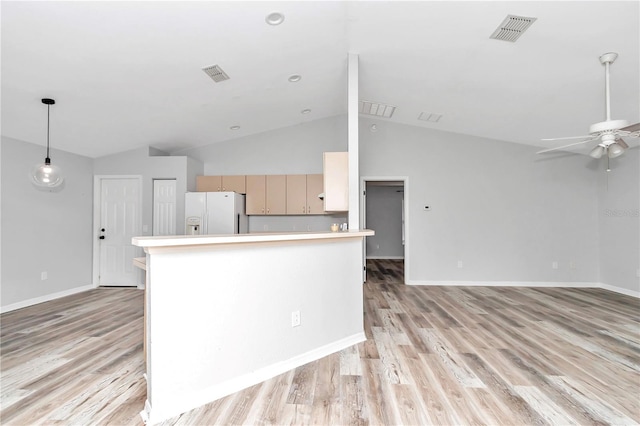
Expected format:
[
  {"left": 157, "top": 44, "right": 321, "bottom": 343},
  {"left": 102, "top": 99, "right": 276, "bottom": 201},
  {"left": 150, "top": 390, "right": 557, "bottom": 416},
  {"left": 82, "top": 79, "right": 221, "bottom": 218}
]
[{"left": 537, "top": 52, "right": 640, "bottom": 161}]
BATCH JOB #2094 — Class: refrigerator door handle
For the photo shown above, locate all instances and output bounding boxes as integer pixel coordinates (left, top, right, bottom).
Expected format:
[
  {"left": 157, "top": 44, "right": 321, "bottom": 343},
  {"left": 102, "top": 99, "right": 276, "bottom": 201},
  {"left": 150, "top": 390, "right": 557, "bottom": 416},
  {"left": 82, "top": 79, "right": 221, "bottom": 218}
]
[{"left": 203, "top": 210, "right": 207, "bottom": 234}]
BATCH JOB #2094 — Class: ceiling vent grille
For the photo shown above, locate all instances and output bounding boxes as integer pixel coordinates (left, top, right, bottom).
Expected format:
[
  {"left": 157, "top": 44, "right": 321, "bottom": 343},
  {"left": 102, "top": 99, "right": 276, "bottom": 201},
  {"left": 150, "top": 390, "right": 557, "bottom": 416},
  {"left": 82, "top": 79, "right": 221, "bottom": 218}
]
[
  {"left": 202, "top": 64, "right": 230, "bottom": 83},
  {"left": 490, "top": 15, "right": 537, "bottom": 42},
  {"left": 359, "top": 100, "right": 396, "bottom": 118},
  {"left": 418, "top": 112, "right": 443, "bottom": 123}
]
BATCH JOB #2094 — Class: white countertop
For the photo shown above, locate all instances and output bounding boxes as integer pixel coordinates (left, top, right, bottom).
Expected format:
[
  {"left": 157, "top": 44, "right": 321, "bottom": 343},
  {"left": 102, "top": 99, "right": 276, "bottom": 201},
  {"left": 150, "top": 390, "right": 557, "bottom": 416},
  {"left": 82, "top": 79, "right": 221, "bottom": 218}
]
[{"left": 132, "top": 229, "right": 374, "bottom": 248}]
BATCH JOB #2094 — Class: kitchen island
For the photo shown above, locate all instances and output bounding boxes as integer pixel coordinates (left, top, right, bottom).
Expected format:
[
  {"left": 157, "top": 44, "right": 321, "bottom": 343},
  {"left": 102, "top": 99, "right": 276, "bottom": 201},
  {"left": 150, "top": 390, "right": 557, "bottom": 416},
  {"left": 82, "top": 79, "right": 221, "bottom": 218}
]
[{"left": 132, "top": 229, "right": 373, "bottom": 424}]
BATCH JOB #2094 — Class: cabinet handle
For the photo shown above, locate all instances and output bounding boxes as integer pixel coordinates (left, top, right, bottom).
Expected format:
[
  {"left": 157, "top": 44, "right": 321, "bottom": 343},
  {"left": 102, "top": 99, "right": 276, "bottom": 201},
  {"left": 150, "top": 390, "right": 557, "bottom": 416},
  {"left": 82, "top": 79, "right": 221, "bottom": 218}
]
[
  {"left": 308, "top": 206, "right": 311, "bottom": 213},
  {"left": 262, "top": 208, "right": 265, "bottom": 213},
  {"left": 222, "top": 187, "right": 225, "bottom": 191},
  {"left": 303, "top": 206, "right": 306, "bottom": 213},
  {"left": 267, "top": 208, "right": 270, "bottom": 214}
]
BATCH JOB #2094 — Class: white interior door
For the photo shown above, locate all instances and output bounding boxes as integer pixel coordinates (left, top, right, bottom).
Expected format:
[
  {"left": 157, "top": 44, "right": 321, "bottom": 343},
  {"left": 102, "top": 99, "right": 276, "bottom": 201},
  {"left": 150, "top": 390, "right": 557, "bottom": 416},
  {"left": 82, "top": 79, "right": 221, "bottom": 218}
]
[
  {"left": 153, "top": 179, "right": 177, "bottom": 236},
  {"left": 98, "top": 177, "right": 141, "bottom": 286}
]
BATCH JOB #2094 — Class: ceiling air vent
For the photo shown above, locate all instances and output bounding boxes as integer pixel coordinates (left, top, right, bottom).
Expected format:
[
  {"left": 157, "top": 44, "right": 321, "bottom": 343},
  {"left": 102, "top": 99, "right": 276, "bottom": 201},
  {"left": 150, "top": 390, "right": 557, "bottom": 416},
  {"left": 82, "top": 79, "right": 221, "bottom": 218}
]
[
  {"left": 490, "top": 15, "right": 537, "bottom": 42},
  {"left": 359, "top": 100, "right": 396, "bottom": 118},
  {"left": 202, "top": 64, "right": 230, "bottom": 83},
  {"left": 418, "top": 112, "right": 443, "bottom": 123}
]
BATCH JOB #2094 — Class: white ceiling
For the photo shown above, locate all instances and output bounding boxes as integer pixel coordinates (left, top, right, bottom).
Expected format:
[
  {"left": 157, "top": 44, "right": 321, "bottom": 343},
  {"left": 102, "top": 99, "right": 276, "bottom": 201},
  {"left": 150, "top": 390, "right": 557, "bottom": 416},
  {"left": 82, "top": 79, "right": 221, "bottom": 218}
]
[{"left": 2, "top": 1, "right": 638, "bottom": 159}]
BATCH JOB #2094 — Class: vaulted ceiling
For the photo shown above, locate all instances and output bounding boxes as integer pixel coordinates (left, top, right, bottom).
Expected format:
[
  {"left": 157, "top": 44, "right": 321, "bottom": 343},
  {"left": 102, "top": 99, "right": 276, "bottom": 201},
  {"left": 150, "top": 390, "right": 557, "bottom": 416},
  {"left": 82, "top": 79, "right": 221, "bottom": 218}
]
[{"left": 2, "top": 1, "right": 638, "bottom": 158}]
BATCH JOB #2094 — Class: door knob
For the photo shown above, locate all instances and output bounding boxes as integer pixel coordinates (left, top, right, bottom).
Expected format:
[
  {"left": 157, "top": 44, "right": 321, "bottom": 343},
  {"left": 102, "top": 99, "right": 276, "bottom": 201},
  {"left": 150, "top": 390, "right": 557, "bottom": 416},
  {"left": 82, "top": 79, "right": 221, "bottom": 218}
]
[{"left": 99, "top": 236, "right": 105, "bottom": 240}]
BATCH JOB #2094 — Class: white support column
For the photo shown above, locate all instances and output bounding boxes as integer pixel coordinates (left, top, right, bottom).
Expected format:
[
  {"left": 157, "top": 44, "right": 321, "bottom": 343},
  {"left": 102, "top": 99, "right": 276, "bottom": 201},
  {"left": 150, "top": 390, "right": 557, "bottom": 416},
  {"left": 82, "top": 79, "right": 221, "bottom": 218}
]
[{"left": 347, "top": 53, "right": 360, "bottom": 229}]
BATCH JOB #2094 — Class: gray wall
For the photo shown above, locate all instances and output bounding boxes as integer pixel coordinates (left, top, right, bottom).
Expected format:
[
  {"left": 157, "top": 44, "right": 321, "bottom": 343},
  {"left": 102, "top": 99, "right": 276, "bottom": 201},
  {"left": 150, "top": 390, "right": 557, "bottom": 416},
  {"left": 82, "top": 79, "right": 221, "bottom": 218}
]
[
  {"left": 94, "top": 146, "right": 203, "bottom": 236},
  {"left": 1, "top": 137, "right": 94, "bottom": 309},
  {"left": 180, "top": 115, "right": 348, "bottom": 232},
  {"left": 180, "top": 115, "right": 347, "bottom": 175},
  {"left": 597, "top": 147, "right": 640, "bottom": 293},
  {"left": 365, "top": 184, "right": 404, "bottom": 258},
  {"left": 359, "top": 118, "right": 600, "bottom": 284}
]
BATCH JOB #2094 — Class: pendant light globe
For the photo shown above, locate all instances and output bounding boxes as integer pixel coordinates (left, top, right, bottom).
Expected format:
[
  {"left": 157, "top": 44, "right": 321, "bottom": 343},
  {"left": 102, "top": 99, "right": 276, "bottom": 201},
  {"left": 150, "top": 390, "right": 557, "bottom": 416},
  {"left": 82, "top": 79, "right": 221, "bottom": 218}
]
[{"left": 31, "top": 98, "right": 64, "bottom": 188}]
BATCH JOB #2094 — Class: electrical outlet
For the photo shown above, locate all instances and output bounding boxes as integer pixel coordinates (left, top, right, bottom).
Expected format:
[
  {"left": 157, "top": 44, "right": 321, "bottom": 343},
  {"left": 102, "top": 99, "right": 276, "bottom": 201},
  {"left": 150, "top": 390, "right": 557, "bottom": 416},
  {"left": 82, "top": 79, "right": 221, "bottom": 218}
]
[
  {"left": 569, "top": 261, "right": 576, "bottom": 270},
  {"left": 552, "top": 261, "right": 559, "bottom": 270},
  {"left": 41, "top": 271, "right": 48, "bottom": 280},
  {"left": 457, "top": 260, "right": 463, "bottom": 269},
  {"left": 376, "top": 244, "right": 380, "bottom": 249},
  {"left": 291, "top": 310, "right": 301, "bottom": 327}
]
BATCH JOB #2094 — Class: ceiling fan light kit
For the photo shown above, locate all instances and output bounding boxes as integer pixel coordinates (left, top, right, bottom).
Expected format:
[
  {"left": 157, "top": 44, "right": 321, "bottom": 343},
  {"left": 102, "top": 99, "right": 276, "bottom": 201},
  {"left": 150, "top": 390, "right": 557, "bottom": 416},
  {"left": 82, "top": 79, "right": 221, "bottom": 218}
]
[
  {"left": 537, "top": 52, "right": 639, "bottom": 163},
  {"left": 31, "top": 98, "right": 64, "bottom": 188}
]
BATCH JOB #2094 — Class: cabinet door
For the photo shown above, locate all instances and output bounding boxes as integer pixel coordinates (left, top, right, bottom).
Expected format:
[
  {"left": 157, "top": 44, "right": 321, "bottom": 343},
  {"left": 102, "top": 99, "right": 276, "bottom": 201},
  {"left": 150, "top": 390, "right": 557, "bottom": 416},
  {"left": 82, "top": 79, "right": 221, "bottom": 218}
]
[
  {"left": 266, "top": 175, "right": 287, "bottom": 215},
  {"left": 286, "top": 175, "right": 307, "bottom": 215},
  {"left": 245, "top": 175, "right": 266, "bottom": 215},
  {"left": 196, "top": 176, "right": 222, "bottom": 192},
  {"left": 222, "top": 175, "right": 246, "bottom": 193},
  {"left": 323, "top": 152, "right": 348, "bottom": 211},
  {"left": 306, "top": 174, "right": 324, "bottom": 215}
]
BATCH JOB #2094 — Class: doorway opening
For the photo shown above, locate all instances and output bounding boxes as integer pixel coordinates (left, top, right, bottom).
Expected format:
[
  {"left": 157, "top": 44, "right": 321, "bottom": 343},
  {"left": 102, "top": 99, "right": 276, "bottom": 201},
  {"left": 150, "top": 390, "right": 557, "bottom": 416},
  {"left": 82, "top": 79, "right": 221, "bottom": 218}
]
[{"left": 361, "top": 177, "right": 408, "bottom": 284}]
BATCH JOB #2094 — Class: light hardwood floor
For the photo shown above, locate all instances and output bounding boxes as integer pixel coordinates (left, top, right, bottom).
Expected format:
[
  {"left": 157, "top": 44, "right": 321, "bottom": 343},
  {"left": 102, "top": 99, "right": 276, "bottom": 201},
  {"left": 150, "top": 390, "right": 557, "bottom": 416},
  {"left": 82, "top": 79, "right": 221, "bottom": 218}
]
[{"left": 2, "top": 265, "right": 639, "bottom": 425}]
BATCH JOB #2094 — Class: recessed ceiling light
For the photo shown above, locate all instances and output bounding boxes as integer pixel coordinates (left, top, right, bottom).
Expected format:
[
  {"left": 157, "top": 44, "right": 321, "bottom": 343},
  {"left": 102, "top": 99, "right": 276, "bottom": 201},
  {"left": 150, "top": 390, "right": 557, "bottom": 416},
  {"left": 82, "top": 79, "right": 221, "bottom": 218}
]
[
  {"left": 288, "top": 74, "right": 302, "bottom": 83},
  {"left": 230, "top": 125, "right": 240, "bottom": 130},
  {"left": 301, "top": 109, "right": 311, "bottom": 114},
  {"left": 265, "top": 12, "right": 285, "bottom": 26}
]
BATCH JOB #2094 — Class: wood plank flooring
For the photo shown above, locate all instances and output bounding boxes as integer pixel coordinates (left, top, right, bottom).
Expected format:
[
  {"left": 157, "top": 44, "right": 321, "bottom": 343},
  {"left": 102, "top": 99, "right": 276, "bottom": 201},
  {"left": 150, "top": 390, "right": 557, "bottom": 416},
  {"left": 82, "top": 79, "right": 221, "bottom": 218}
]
[{"left": 2, "top": 269, "right": 639, "bottom": 425}]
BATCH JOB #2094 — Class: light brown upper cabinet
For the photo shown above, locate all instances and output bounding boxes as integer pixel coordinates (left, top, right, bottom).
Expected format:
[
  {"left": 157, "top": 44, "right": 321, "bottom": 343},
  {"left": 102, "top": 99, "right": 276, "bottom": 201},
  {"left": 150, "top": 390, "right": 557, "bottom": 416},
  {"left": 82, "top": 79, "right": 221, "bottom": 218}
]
[
  {"left": 246, "top": 175, "right": 286, "bottom": 215},
  {"left": 286, "top": 174, "right": 325, "bottom": 215},
  {"left": 196, "top": 175, "right": 246, "bottom": 193},
  {"left": 196, "top": 175, "right": 222, "bottom": 192},
  {"left": 305, "top": 174, "right": 324, "bottom": 215},
  {"left": 323, "top": 152, "right": 348, "bottom": 212},
  {"left": 286, "top": 175, "right": 307, "bottom": 215},
  {"left": 221, "top": 175, "right": 246, "bottom": 193}
]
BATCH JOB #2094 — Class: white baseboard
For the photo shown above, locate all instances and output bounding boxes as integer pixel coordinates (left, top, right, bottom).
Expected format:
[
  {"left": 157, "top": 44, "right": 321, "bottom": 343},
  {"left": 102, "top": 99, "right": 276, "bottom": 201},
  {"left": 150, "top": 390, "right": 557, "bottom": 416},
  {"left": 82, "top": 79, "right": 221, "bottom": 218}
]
[
  {"left": 405, "top": 279, "right": 640, "bottom": 298},
  {"left": 598, "top": 283, "right": 640, "bottom": 298},
  {"left": 405, "top": 280, "right": 598, "bottom": 288},
  {"left": 143, "top": 332, "right": 366, "bottom": 425},
  {"left": 0, "top": 284, "right": 96, "bottom": 314},
  {"left": 366, "top": 256, "right": 404, "bottom": 260}
]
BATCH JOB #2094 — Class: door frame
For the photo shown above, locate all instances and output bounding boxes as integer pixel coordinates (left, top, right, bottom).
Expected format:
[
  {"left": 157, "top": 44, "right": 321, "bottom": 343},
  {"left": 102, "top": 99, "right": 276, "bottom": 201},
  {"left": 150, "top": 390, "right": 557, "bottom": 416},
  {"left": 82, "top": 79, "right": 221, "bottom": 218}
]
[
  {"left": 92, "top": 175, "right": 143, "bottom": 287},
  {"left": 360, "top": 176, "right": 409, "bottom": 283}
]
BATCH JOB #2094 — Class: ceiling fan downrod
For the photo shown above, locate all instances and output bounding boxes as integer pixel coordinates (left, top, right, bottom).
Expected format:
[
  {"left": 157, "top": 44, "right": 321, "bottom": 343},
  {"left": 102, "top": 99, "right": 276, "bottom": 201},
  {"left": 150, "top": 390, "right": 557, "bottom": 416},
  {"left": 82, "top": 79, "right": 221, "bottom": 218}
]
[{"left": 599, "top": 52, "right": 618, "bottom": 122}]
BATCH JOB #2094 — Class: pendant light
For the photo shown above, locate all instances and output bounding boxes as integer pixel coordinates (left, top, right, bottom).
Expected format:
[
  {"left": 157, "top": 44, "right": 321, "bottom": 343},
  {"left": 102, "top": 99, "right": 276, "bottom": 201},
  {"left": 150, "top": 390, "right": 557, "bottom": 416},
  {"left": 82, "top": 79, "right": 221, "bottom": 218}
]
[{"left": 31, "top": 98, "right": 64, "bottom": 188}]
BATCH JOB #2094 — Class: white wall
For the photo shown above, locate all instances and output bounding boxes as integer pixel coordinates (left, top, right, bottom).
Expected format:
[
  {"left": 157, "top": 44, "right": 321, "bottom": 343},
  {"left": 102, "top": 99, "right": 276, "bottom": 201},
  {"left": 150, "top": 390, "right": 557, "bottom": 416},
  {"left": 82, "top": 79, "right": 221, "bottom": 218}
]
[
  {"left": 1, "top": 137, "right": 94, "bottom": 310},
  {"left": 597, "top": 147, "right": 640, "bottom": 295},
  {"left": 359, "top": 118, "right": 600, "bottom": 284},
  {"left": 365, "top": 184, "right": 404, "bottom": 259},
  {"left": 93, "top": 146, "right": 203, "bottom": 237},
  {"left": 179, "top": 115, "right": 348, "bottom": 232},
  {"left": 142, "top": 235, "right": 365, "bottom": 423}
]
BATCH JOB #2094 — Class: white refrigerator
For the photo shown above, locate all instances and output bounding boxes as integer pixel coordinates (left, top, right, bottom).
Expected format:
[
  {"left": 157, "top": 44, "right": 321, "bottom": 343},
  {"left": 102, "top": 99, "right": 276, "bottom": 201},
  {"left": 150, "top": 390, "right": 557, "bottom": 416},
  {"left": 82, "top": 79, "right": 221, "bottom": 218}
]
[{"left": 185, "top": 192, "right": 248, "bottom": 235}]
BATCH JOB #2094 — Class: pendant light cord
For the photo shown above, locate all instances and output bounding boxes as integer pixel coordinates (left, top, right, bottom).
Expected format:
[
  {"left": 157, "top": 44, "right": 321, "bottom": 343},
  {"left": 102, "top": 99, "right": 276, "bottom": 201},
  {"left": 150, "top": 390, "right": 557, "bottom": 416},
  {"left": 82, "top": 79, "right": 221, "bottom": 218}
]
[{"left": 46, "top": 104, "right": 51, "bottom": 160}]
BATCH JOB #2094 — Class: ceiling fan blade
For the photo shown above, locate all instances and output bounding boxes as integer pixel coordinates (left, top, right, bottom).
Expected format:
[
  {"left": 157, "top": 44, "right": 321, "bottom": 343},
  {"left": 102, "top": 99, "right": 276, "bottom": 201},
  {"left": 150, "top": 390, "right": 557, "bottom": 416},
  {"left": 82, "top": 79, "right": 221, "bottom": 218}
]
[
  {"left": 620, "top": 122, "right": 640, "bottom": 133},
  {"left": 615, "top": 137, "right": 629, "bottom": 149},
  {"left": 536, "top": 137, "right": 598, "bottom": 154},
  {"left": 541, "top": 135, "right": 593, "bottom": 141}
]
